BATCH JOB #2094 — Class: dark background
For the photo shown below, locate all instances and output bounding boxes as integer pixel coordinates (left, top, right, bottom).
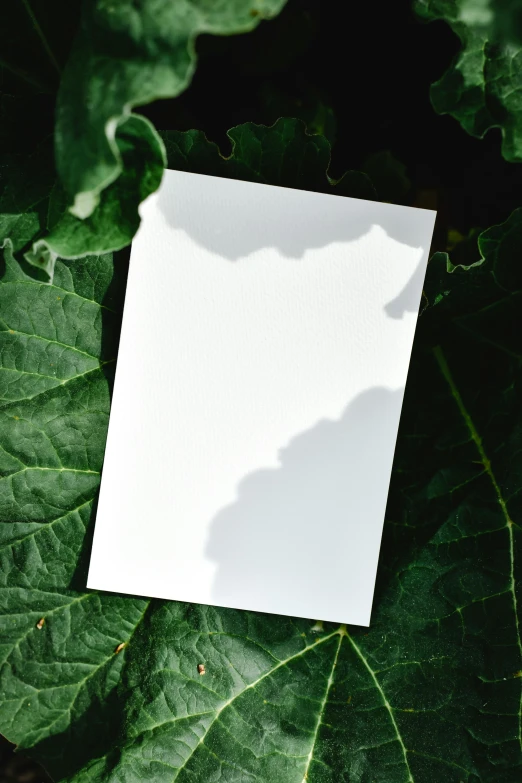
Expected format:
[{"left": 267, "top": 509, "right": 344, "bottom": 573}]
[
  {"left": 144, "top": 0, "right": 522, "bottom": 237},
  {"left": 1, "top": 0, "right": 519, "bottom": 778}
]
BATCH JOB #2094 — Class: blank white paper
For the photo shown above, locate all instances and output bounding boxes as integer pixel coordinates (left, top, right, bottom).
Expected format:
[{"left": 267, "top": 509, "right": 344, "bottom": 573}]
[{"left": 87, "top": 169, "right": 436, "bottom": 627}]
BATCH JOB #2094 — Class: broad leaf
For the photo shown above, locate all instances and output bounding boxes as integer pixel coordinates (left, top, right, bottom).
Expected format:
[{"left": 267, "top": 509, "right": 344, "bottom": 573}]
[
  {"left": 416, "top": 0, "right": 522, "bottom": 161},
  {"left": 54, "top": 0, "right": 289, "bottom": 217},
  {"left": 0, "top": 0, "right": 287, "bottom": 281},
  {"left": 1, "top": 125, "right": 521, "bottom": 782},
  {"left": 1, "top": 117, "right": 165, "bottom": 283}
]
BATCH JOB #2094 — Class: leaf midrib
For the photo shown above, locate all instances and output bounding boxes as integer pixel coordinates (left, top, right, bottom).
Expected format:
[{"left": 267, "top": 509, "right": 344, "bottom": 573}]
[
  {"left": 433, "top": 344, "right": 522, "bottom": 749},
  {"left": 348, "top": 634, "right": 414, "bottom": 783},
  {"left": 147, "top": 625, "right": 414, "bottom": 783},
  {"left": 300, "top": 629, "right": 343, "bottom": 782},
  {"left": 173, "top": 629, "right": 341, "bottom": 780}
]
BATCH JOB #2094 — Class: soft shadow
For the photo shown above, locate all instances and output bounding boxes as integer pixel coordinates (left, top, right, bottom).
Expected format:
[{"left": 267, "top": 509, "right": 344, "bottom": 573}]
[
  {"left": 384, "top": 249, "right": 428, "bottom": 319},
  {"left": 205, "top": 387, "right": 403, "bottom": 617},
  {"left": 158, "top": 170, "right": 433, "bottom": 262}
]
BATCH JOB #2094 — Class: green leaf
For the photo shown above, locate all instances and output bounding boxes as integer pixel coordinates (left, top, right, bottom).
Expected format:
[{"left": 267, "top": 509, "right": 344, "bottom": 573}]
[
  {"left": 0, "top": 0, "right": 288, "bottom": 281},
  {"left": 1, "top": 118, "right": 371, "bottom": 284},
  {"left": 55, "top": 0, "right": 288, "bottom": 220},
  {"left": 1, "top": 116, "right": 165, "bottom": 283},
  {"left": 161, "top": 117, "right": 376, "bottom": 199},
  {"left": 1, "top": 126, "right": 521, "bottom": 782},
  {"left": 416, "top": 0, "right": 522, "bottom": 161}
]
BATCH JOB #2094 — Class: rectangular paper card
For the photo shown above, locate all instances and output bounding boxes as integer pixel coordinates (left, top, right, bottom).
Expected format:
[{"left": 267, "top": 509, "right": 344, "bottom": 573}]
[{"left": 87, "top": 169, "right": 436, "bottom": 627}]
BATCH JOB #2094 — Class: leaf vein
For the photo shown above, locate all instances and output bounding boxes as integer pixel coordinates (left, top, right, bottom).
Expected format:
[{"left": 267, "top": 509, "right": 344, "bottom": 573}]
[
  {"left": 347, "top": 633, "right": 414, "bottom": 783},
  {"left": 174, "top": 629, "right": 340, "bottom": 781},
  {"left": 300, "top": 629, "right": 344, "bottom": 781},
  {"left": 434, "top": 345, "right": 522, "bottom": 748}
]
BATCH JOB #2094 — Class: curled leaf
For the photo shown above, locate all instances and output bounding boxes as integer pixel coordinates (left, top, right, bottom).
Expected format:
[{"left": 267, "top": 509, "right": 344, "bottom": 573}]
[
  {"left": 416, "top": 0, "right": 522, "bottom": 161},
  {"left": 0, "top": 127, "right": 520, "bottom": 781},
  {"left": 55, "top": 0, "right": 289, "bottom": 220}
]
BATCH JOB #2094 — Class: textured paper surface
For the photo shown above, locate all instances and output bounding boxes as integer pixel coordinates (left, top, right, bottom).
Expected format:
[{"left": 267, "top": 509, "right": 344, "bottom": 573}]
[{"left": 87, "top": 169, "right": 436, "bottom": 626}]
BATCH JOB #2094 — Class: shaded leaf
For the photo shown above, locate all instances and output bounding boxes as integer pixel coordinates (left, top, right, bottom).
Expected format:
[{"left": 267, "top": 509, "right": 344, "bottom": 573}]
[
  {"left": 161, "top": 117, "right": 376, "bottom": 199},
  {"left": 491, "top": 0, "right": 522, "bottom": 46},
  {"left": 0, "top": 0, "right": 80, "bottom": 96},
  {"left": 258, "top": 82, "right": 337, "bottom": 144},
  {"left": 416, "top": 0, "right": 522, "bottom": 161},
  {"left": 361, "top": 150, "right": 411, "bottom": 204}
]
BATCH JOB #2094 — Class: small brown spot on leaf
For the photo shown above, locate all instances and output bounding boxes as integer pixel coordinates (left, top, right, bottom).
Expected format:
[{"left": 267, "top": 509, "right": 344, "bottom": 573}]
[
  {"left": 197, "top": 664, "right": 206, "bottom": 675},
  {"left": 13, "top": 416, "right": 19, "bottom": 420},
  {"left": 114, "top": 642, "right": 126, "bottom": 654},
  {"left": 250, "top": 8, "right": 260, "bottom": 16},
  {"left": 514, "top": 670, "right": 522, "bottom": 678},
  {"left": 36, "top": 618, "right": 45, "bottom": 630},
  {"left": 9, "top": 330, "right": 14, "bottom": 334},
  {"left": 346, "top": 695, "right": 352, "bottom": 704}
]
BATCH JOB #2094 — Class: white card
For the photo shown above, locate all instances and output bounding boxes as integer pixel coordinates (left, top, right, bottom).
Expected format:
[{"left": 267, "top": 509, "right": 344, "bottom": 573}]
[{"left": 87, "top": 169, "right": 436, "bottom": 627}]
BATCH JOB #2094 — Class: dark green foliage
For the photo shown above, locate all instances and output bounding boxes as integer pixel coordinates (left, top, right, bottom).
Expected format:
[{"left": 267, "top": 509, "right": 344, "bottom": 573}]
[
  {"left": 416, "top": 0, "right": 522, "bottom": 161},
  {"left": 1, "top": 124, "right": 521, "bottom": 782},
  {"left": 1, "top": 2, "right": 521, "bottom": 780},
  {"left": 0, "top": 0, "right": 287, "bottom": 279}
]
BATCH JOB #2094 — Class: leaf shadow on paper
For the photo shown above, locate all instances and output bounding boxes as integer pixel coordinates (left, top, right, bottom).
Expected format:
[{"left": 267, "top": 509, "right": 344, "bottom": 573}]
[
  {"left": 205, "top": 386, "right": 404, "bottom": 624},
  {"left": 157, "top": 172, "right": 434, "bottom": 317},
  {"left": 155, "top": 178, "right": 433, "bottom": 620}
]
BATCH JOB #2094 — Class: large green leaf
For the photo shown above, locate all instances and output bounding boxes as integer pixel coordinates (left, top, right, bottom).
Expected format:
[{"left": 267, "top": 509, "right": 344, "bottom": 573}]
[
  {"left": 0, "top": 117, "right": 372, "bottom": 286},
  {"left": 1, "top": 124, "right": 521, "bottom": 782},
  {"left": 55, "top": 0, "right": 289, "bottom": 219},
  {"left": 0, "top": 0, "right": 287, "bottom": 281},
  {"left": 1, "top": 117, "right": 165, "bottom": 283},
  {"left": 415, "top": 0, "right": 522, "bottom": 161}
]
